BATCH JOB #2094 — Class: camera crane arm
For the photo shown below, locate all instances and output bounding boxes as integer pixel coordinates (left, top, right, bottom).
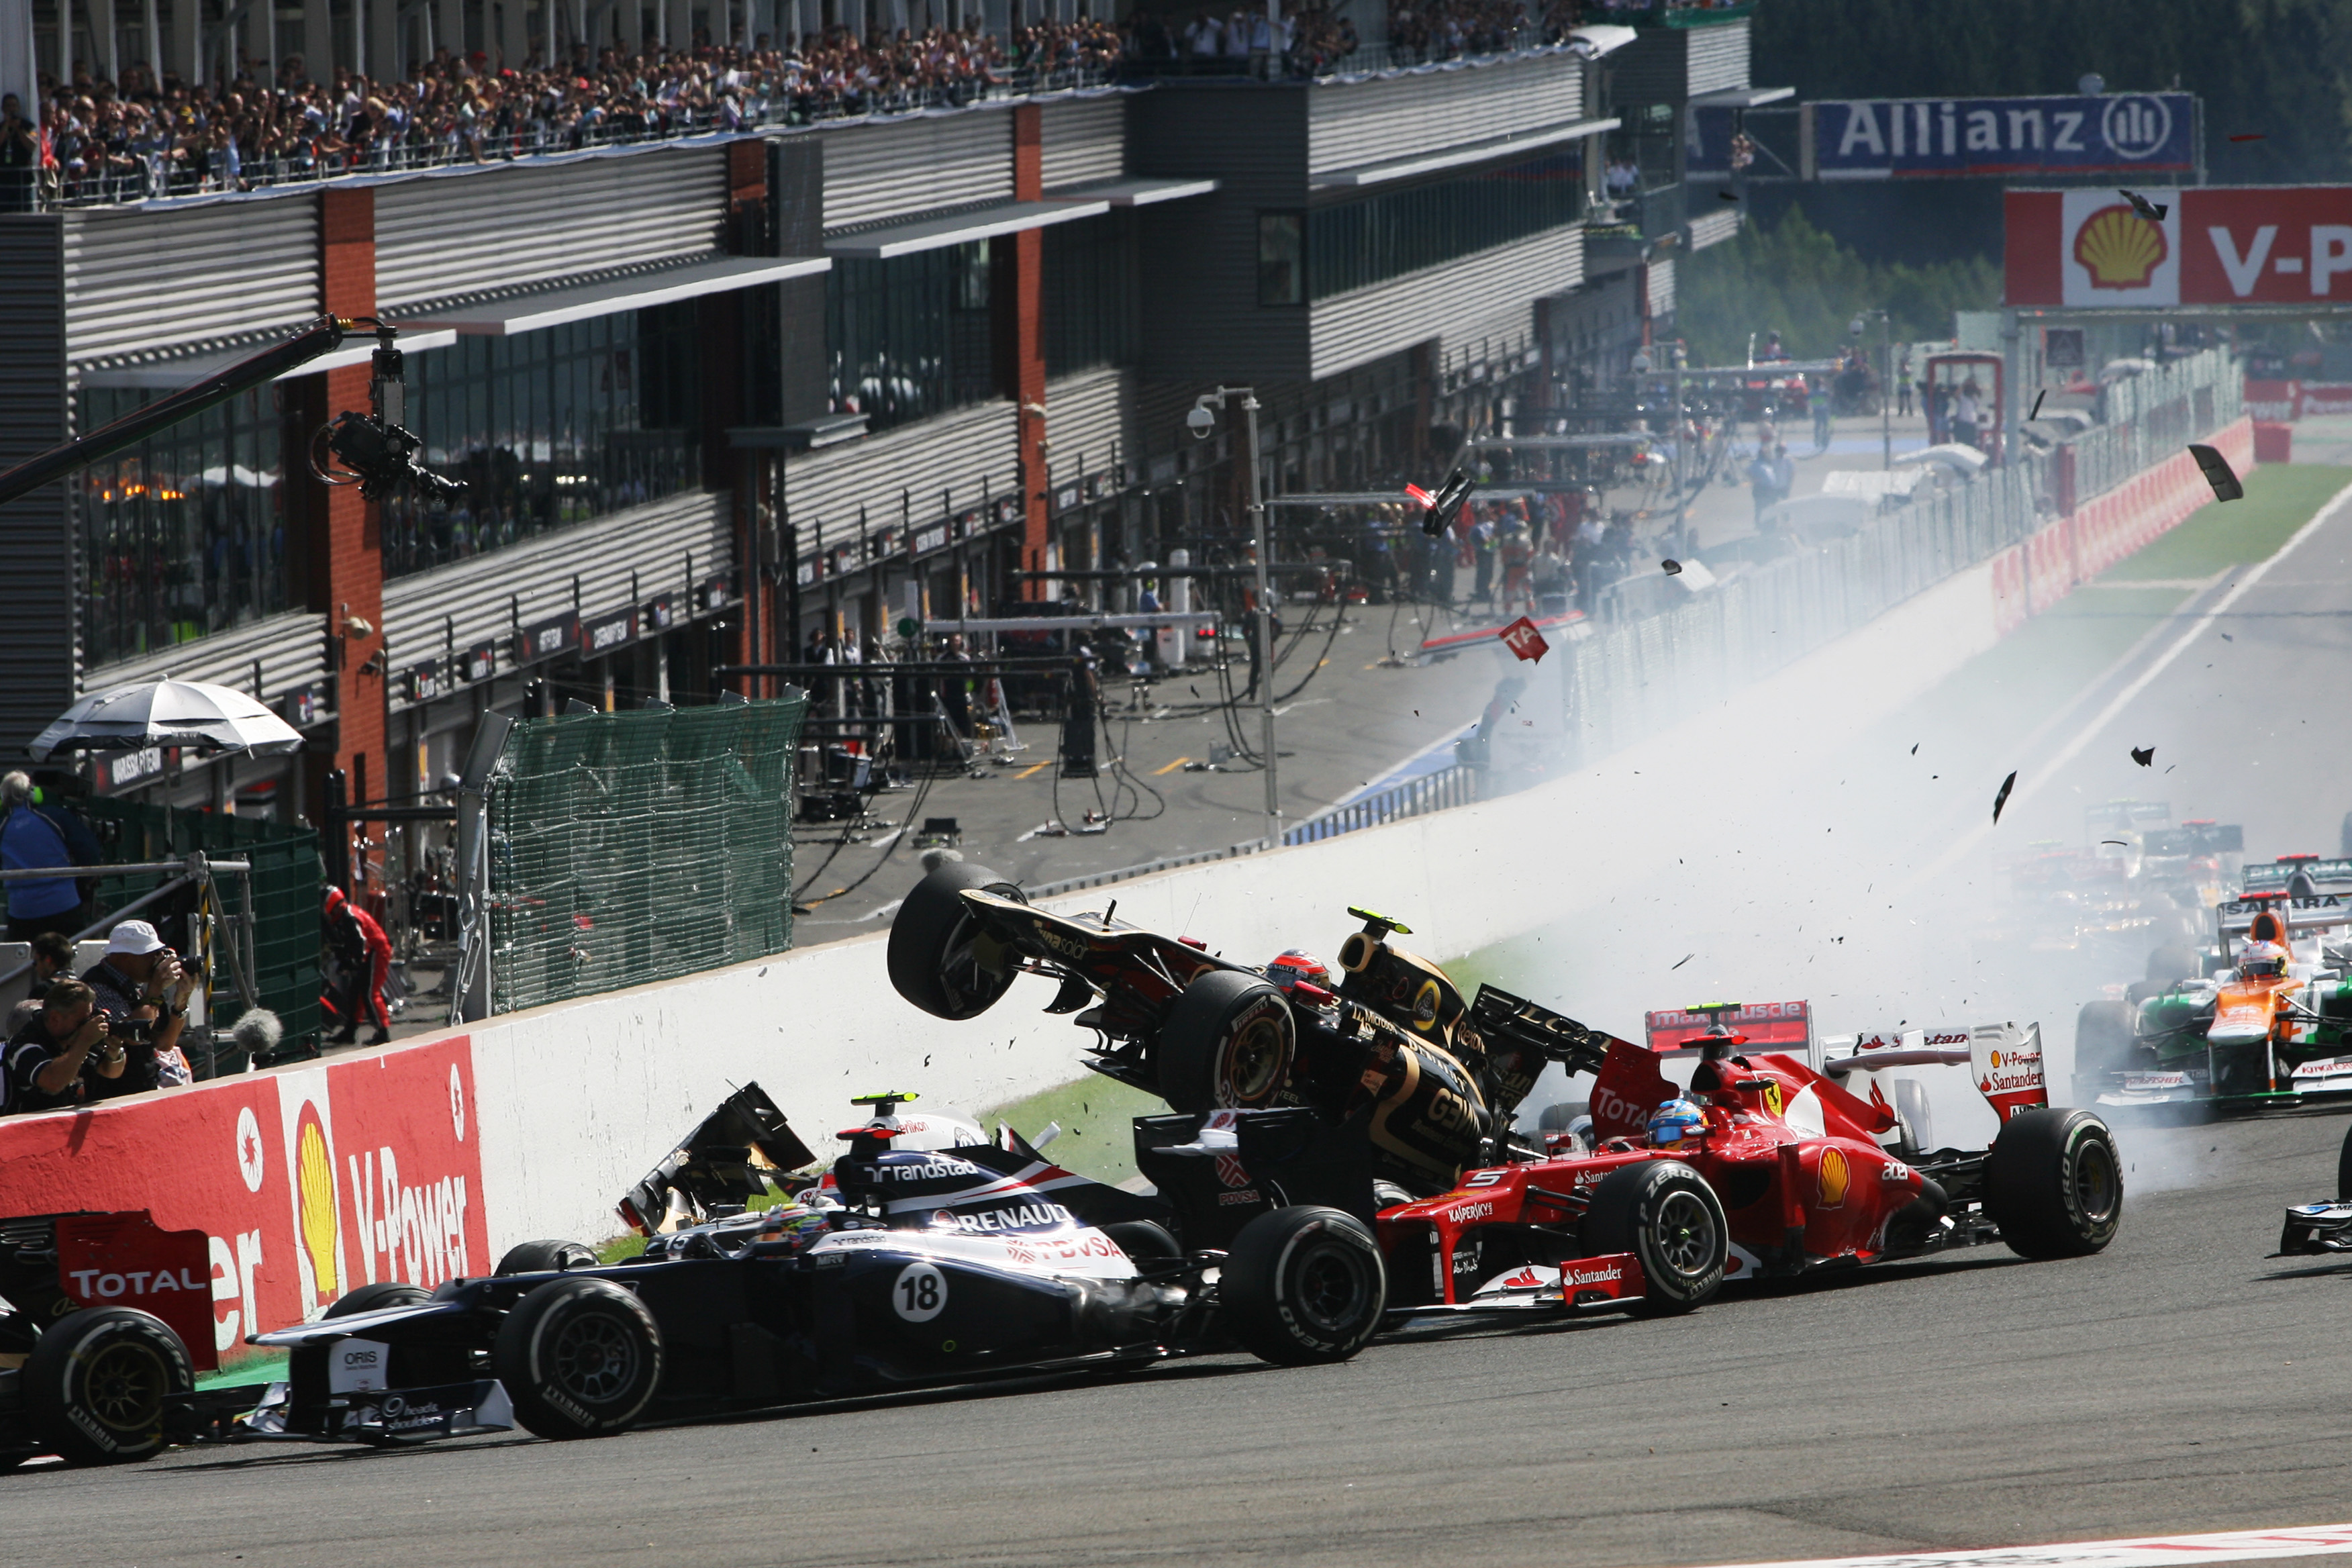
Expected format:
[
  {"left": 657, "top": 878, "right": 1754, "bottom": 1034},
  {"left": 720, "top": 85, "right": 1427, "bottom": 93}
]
[{"left": 0, "top": 315, "right": 460, "bottom": 510}]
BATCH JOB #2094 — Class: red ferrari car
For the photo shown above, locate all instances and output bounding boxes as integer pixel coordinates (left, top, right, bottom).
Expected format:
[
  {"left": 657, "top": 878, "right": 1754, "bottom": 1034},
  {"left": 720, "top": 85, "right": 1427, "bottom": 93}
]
[{"left": 1371, "top": 1020, "right": 2120, "bottom": 1318}]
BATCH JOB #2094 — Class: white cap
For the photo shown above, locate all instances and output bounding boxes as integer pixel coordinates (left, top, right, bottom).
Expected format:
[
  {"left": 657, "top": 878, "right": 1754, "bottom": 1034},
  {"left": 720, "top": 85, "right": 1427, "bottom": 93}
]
[{"left": 105, "top": 920, "right": 166, "bottom": 957}]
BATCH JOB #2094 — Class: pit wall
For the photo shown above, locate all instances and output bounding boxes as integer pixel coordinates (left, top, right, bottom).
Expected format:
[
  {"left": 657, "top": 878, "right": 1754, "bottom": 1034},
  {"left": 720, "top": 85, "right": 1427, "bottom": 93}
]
[
  {"left": 1992, "top": 416, "right": 2252, "bottom": 634},
  {"left": 0, "top": 426, "right": 2250, "bottom": 1361}
]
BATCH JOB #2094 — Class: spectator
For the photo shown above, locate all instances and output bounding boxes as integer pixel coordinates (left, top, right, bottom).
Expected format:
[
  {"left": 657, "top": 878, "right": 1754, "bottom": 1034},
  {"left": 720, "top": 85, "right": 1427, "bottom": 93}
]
[
  {"left": 323, "top": 885, "right": 393, "bottom": 1046},
  {"left": 1748, "top": 441, "right": 1789, "bottom": 526},
  {"left": 0, "top": 772, "right": 99, "bottom": 942},
  {"left": 7, "top": 931, "right": 79, "bottom": 1038},
  {"left": 1810, "top": 377, "right": 1833, "bottom": 452},
  {"left": 0, "top": 94, "right": 34, "bottom": 213},
  {"left": 1953, "top": 379, "right": 1984, "bottom": 449},
  {"left": 83, "top": 918, "right": 196, "bottom": 1095},
  {"left": 1470, "top": 512, "right": 1498, "bottom": 604},
  {"left": 3, "top": 979, "right": 123, "bottom": 1114},
  {"left": 1897, "top": 348, "right": 1914, "bottom": 418}
]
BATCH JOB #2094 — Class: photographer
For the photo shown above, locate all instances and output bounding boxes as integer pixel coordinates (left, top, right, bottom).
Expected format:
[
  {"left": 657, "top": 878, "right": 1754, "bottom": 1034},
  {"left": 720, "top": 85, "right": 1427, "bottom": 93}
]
[
  {"left": 6, "top": 930, "right": 79, "bottom": 1036},
  {"left": 2, "top": 980, "right": 124, "bottom": 1114},
  {"left": 81, "top": 920, "right": 196, "bottom": 1097}
]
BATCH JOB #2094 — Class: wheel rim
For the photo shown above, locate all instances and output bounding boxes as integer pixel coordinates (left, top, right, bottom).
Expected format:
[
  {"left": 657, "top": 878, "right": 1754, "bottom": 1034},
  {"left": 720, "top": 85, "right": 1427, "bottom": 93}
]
[
  {"left": 2073, "top": 1136, "right": 2120, "bottom": 1224},
  {"left": 1288, "top": 1240, "right": 1375, "bottom": 1335},
  {"left": 78, "top": 1340, "right": 168, "bottom": 1436},
  {"left": 1651, "top": 1189, "right": 1718, "bottom": 1279},
  {"left": 1218, "top": 1014, "right": 1290, "bottom": 1105},
  {"left": 937, "top": 914, "right": 1009, "bottom": 1014},
  {"left": 550, "top": 1310, "right": 640, "bottom": 1405}
]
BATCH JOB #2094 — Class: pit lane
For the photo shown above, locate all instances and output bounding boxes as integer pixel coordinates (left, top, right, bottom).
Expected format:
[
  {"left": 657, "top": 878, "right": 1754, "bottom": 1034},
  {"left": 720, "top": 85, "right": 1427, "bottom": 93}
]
[{"left": 22, "top": 462, "right": 2352, "bottom": 1566}]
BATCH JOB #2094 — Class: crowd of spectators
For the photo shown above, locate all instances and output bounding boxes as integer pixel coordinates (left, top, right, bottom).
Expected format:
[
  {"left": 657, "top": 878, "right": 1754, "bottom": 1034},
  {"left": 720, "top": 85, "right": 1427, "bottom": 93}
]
[
  {"left": 7, "top": 21, "right": 1123, "bottom": 208},
  {"left": 3, "top": 0, "right": 1613, "bottom": 206}
]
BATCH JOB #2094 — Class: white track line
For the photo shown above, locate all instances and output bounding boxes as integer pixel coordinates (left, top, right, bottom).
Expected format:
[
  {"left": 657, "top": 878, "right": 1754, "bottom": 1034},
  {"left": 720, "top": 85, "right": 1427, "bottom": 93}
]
[
  {"left": 1696, "top": 1520, "right": 2352, "bottom": 1568},
  {"left": 1915, "top": 475, "right": 2352, "bottom": 883}
]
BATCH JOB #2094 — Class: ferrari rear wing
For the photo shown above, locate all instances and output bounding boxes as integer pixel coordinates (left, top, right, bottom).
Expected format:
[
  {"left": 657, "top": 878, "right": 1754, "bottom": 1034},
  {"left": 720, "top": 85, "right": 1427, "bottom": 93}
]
[{"left": 1825, "top": 1022, "right": 2047, "bottom": 1122}]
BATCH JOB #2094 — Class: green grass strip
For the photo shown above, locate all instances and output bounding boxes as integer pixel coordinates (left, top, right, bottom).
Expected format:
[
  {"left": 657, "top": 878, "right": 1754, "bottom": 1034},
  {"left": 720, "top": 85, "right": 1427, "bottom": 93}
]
[{"left": 2102, "top": 463, "right": 2352, "bottom": 581}]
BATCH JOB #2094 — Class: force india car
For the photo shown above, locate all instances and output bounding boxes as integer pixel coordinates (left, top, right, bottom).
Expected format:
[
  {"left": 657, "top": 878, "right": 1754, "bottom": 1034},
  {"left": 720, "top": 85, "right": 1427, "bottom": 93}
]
[
  {"left": 244, "top": 1087, "right": 1391, "bottom": 1447},
  {"left": 887, "top": 863, "right": 1616, "bottom": 1198},
  {"left": 1142, "top": 1022, "right": 2120, "bottom": 1320},
  {"left": 2077, "top": 861, "right": 2352, "bottom": 1111}
]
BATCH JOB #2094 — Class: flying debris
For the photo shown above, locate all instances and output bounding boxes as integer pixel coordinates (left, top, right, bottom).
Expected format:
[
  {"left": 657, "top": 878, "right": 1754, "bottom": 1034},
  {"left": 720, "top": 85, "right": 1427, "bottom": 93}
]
[
  {"left": 2188, "top": 443, "right": 2244, "bottom": 501},
  {"left": 1407, "top": 469, "right": 1476, "bottom": 537},
  {"left": 2102, "top": 840, "right": 2128, "bottom": 846},
  {"left": 2130, "top": 745, "right": 2155, "bottom": 768},
  {"left": 1498, "top": 616, "right": 1550, "bottom": 664},
  {"left": 1671, "top": 953, "right": 1694, "bottom": 971},
  {"left": 1718, "top": 190, "right": 1740, "bottom": 202},
  {"left": 2229, "top": 133, "right": 2267, "bottom": 142},
  {"left": 1910, "top": 743, "right": 1918, "bottom": 755},
  {"left": 1661, "top": 558, "right": 1683, "bottom": 576},
  {"left": 2220, "top": 632, "right": 2235, "bottom": 642},
  {"left": 1992, "top": 770, "right": 2018, "bottom": 824},
  {"left": 2118, "top": 188, "right": 2169, "bottom": 223},
  {"left": 2029, "top": 390, "right": 2047, "bottom": 421}
]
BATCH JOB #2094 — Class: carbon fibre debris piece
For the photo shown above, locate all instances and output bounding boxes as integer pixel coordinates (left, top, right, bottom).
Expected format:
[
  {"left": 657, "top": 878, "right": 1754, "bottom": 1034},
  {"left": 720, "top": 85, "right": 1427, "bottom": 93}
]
[{"left": 1993, "top": 770, "right": 2018, "bottom": 824}]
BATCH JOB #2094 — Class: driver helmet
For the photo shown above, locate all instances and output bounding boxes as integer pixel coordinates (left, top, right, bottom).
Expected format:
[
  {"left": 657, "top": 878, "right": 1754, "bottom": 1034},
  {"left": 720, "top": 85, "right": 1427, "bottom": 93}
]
[
  {"left": 1267, "top": 949, "right": 1332, "bottom": 992},
  {"left": 2238, "top": 939, "right": 2292, "bottom": 981},
  {"left": 763, "top": 1203, "right": 831, "bottom": 1252},
  {"left": 1646, "top": 1097, "right": 1708, "bottom": 1152}
]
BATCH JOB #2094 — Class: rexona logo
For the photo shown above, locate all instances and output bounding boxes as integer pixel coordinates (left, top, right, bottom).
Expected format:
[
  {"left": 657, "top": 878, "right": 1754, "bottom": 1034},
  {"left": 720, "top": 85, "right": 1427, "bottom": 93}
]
[{"left": 2074, "top": 203, "right": 2169, "bottom": 289}]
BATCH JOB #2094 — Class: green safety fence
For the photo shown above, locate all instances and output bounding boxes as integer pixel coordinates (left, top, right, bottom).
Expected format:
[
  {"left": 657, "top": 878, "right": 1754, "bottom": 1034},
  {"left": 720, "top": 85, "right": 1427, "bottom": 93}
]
[
  {"left": 484, "top": 695, "right": 807, "bottom": 1014},
  {"left": 82, "top": 798, "right": 324, "bottom": 1058}
]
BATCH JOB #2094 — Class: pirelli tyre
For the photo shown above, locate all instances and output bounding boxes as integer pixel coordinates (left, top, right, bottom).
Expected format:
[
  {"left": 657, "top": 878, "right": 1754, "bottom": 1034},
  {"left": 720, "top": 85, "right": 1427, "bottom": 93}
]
[
  {"left": 1157, "top": 969, "right": 1295, "bottom": 1114},
  {"left": 496, "top": 1240, "right": 600, "bottom": 1275},
  {"left": 1985, "top": 1107, "right": 2123, "bottom": 1260},
  {"left": 493, "top": 1276, "right": 664, "bottom": 1440},
  {"left": 1582, "top": 1160, "right": 1726, "bottom": 1316},
  {"left": 1220, "top": 1206, "right": 1387, "bottom": 1366},
  {"left": 25, "top": 1307, "right": 192, "bottom": 1466},
  {"left": 888, "top": 861, "right": 1026, "bottom": 1020},
  {"left": 2073, "top": 999, "right": 2137, "bottom": 1093}
]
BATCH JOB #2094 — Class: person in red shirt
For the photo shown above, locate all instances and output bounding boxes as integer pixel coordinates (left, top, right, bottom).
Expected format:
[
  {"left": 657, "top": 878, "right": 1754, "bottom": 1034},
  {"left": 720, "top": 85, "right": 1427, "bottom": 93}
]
[{"left": 323, "top": 885, "right": 393, "bottom": 1046}]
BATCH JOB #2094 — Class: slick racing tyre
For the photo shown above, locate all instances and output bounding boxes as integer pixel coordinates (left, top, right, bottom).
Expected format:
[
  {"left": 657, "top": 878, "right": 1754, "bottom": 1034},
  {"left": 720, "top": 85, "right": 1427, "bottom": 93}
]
[
  {"left": 1157, "top": 970, "right": 1294, "bottom": 1114},
  {"left": 1583, "top": 1160, "right": 1726, "bottom": 1316},
  {"left": 2073, "top": 1000, "right": 2137, "bottom": 1093},
  {"left": 493, "top": 1277, "right": 664, "bottom": 1440},
  {"left": 1221, "top": 1206, "right": 1387, "bottom": 1366},
  {"left": 1101, "top": 1220, "right": 1182, "bottom": 1265},
  {"left": 25, "top": 1308, "right": 191, "bottom": 1466},
  {"left": 288, "top": 1282, "right": 470, "bottom": 1447},
  {"left": 1986, "top": 1107, "right": 2123, "bottom": 1260},
  {"left": 497, "top": 1240, "right": 599, "bottom": 1275},
  {"left": 888, "top": 861, "right": 1026, "bottom": 1020}
]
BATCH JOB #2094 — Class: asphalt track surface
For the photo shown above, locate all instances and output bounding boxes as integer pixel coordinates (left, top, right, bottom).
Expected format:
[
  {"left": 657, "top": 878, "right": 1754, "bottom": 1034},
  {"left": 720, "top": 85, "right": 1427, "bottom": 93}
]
[
  {"left": 13, "top": 1109, "right": 2351, "bottom": 1568},
  {"left": 26, "top": 455, "right": 2352, "bottom": 1567}
]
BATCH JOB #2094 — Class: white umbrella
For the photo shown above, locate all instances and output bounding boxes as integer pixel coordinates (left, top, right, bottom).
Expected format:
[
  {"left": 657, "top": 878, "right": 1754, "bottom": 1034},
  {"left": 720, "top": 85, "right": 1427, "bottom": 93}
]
[{"left": 30, "top": 677, "right": 305, "bottom": 761}]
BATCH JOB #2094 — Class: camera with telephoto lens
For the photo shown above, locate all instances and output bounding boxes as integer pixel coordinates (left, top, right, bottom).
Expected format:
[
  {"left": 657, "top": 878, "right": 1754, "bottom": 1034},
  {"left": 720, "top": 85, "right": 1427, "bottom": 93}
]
[{"left": 94, "top": 1009, "right": 152, "bottom": 1042}]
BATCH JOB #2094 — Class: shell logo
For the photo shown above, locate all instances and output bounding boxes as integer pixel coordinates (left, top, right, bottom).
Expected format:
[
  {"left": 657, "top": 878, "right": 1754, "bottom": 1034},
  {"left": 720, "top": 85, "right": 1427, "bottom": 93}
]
[
  {"left": 1990, "top": 1049, "right": 2003, "bottom": 1068},
  {"left": 294, "top": 1104, "right": 341, "bottom": 1302},
  {"left": 1817, "top": 1146, "right": 1850, "bottom": 1210},
  {"left": 2073, "top": 205, "right": 2167, "bottom": 290}
]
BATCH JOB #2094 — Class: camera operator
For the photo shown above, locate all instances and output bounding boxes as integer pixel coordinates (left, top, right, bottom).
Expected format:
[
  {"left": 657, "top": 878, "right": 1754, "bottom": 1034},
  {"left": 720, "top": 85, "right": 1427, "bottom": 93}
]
[
  {"left": 2, "top": 979, "right": 123, "bottom": 1114},
  {"left": 81, "top": 919, "right": 196, "bottom": 1097}
]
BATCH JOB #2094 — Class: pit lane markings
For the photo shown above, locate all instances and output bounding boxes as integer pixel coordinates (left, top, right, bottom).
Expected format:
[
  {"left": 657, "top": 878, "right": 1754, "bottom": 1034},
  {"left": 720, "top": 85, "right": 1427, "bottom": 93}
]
[
  {"left": 1698, "top": 1520, "right": 2352, "bottom": 1568},
  {"left": 1153, "top": 757, "right": 1190, "bottom": 775},
  {"left": 1015, "top": 762, "right": 1050, "bottom": 779}
]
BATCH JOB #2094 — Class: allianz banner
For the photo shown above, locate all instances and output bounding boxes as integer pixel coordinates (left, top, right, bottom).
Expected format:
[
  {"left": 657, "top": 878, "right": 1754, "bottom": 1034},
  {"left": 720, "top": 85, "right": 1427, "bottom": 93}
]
[
  {"left": 1810, "top": 93, "right": 2195, "bottom": 181},
  {"left": 2006, "top": 187, "right": 2352, "bottom": 307}
]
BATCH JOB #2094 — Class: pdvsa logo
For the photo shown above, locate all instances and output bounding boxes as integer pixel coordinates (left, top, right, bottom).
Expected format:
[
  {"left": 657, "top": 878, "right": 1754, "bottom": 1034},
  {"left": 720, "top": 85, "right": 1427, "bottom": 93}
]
[{"left": 2101, "top": 96, "right": 2173, "bottom": 160}]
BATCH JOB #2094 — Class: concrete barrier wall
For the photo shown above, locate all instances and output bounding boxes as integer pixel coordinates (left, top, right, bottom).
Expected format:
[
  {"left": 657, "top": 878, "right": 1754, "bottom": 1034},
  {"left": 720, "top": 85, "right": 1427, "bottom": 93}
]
[{"left": 0, "top": 430, "right": 2235, "bottom": 1357}]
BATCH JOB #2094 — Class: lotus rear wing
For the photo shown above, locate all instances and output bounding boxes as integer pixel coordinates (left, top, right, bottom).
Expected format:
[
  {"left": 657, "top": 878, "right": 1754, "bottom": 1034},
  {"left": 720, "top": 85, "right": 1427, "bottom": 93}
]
[{"left": 1467, "top": 984, "right": 1628, "bottom": 1077}]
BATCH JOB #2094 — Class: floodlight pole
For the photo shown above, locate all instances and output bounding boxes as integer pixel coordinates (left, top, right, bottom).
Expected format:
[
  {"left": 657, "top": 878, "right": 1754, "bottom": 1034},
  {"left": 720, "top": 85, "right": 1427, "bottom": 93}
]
[{"left": 1198, "top": 385, "right": 1281, "bottom": 850}]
